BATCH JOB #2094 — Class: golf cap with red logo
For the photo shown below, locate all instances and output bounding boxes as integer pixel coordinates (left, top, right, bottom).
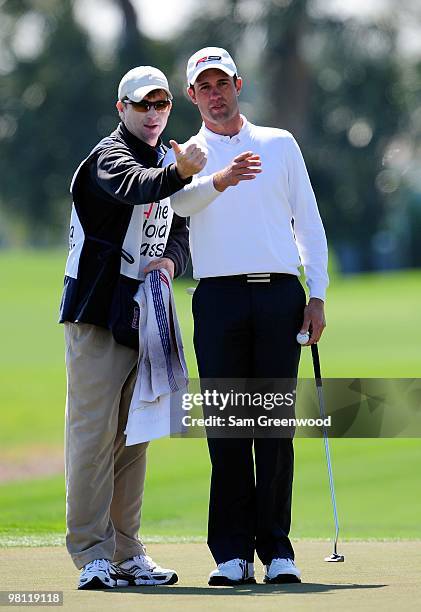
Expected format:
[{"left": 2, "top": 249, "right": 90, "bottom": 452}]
[
  {"left": 118, "top": 66, "right": 173, "bottom": 102},
  {"left": 187, "top": 47, "right": 238, "bottom": 85}
]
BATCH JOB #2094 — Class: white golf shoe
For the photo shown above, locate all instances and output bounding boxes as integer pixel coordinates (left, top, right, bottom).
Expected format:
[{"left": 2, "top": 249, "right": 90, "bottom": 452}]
[
  {"left": 110, "top": 554, "right": 178, "bottom": 586},
  {"left": 78, "top": 558, "right": 116, "bottom": 590},
  {"left": 208, "top": 559, "right": 255, "bottom": 586},
  {"left": 264, "top": 558, "right": 301, "bottom": 583}
]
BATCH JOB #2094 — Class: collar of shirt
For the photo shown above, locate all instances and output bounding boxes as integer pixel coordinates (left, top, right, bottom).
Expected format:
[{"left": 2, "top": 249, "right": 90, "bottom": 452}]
[{"left": 199, "top": 114, "right": 250, "bottom": 145}]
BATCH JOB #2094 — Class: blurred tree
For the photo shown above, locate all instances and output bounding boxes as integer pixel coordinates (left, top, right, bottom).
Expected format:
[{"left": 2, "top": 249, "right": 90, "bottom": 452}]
[
  {"left": 260, "top": 1, "right": 409, "bottom": 271},
  {"left": 263, "top": 0, "right": 311, "bottom": 140},
  {"left": 0, "top": 0, "right": 174, "bottom": 245},
  {"left": 0, "top": 0, "right": 108, "bottom": 244},
  {"left": 117, "top": 0, "right": 139, "bottom": 58},
  {"left": 0, "top": 0, "right": 420, "bottom": 272}
]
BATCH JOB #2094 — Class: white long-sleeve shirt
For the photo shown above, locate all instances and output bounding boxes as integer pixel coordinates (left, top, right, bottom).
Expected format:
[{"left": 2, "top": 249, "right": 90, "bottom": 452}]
[{"left": 167, "top": 115, "right": 329, "bottom": 300}]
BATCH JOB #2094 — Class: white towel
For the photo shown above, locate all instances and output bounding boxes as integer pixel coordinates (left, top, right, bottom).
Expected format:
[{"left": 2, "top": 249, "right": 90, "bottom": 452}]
[{"left": 125, "top": 269, "right": 188, "bottom": 445}]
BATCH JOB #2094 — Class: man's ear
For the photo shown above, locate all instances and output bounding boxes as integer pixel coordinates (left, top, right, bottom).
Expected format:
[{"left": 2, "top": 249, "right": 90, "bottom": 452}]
[
  {"left": 235, "top": 77, "right": 243, "bottom": 96},
  {"left": 187, "top": 85, "right": 197, "bottom": 105},
  {"left": 116, "top": 100, "right": 125, "bottom": 121}
]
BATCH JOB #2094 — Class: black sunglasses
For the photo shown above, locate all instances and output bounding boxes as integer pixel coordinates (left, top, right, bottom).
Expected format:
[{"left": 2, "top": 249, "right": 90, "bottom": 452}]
[{"left": 123, "top": 99, "right": 172, "bottom": 113}]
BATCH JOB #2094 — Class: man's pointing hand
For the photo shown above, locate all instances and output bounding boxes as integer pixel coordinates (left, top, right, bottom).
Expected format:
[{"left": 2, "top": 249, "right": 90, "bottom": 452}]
[
  {"left": 171, "top": 139, "right": 207, "bottom": 180},
  {"left": 213, "top": 151, "right": 262, "bottom": 192}
]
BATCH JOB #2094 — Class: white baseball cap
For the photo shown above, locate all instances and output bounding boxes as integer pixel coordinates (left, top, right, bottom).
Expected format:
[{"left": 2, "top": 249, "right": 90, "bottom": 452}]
[
  {"left": 187, "top": 47, "right": 238, "bottom": 85},
  {"left": 118, "top": 66, "right": 173, "bottom": 102}
]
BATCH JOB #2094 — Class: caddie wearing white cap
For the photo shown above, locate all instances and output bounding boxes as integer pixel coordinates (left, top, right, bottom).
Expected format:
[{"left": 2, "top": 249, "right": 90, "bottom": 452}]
[
  {"left": 60, "top": 65, "right": 207, "bottom": 590},
  {"left": 169, "top": 47, "right": 329, "bottom": 586}
]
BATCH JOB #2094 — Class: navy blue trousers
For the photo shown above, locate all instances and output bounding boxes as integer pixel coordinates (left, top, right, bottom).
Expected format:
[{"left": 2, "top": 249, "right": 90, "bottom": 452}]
[{"left": 192, "top": 274, "right": 306, "bottom": 565}]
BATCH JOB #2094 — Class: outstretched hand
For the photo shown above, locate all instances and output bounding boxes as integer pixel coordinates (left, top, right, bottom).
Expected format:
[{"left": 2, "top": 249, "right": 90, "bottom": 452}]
[{"left": 213, "top": 151, "right": 262, "bottom": 192}]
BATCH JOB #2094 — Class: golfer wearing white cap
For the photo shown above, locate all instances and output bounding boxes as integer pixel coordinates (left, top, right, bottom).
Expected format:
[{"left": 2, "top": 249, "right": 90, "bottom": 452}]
[
  {"left": 61, "top": 65, "right": 209, "bottom": 590},
  {"left": 170, "top": 47, "right": 329, "bottom": 585}
]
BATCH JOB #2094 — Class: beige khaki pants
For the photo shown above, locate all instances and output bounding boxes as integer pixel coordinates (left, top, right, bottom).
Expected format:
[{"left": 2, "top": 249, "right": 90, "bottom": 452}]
[{"left": 64, "top": 322, "right": 148, "bottom": 569}]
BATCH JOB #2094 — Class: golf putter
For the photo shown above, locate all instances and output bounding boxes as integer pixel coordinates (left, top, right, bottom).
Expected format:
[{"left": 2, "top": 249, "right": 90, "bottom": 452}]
[{"left": 310, "top": 343, "right": 345, "bottom": 562}]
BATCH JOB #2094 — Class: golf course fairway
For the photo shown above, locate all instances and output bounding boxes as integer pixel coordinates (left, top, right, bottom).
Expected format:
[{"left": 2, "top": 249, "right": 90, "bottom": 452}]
[{"left": 1, "top": 541, "right": 420, "bottom": 611}]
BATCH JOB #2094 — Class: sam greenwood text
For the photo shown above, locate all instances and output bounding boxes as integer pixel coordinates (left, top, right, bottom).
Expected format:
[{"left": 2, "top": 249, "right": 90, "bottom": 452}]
[{"left": 182, "top": 415, "right": 332, "bottom": 428}]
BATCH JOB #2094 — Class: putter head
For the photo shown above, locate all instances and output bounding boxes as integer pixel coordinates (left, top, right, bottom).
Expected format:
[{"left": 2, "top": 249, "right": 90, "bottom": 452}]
[{"left": 325, "top": 553, "right": 345, "bottom": 562}]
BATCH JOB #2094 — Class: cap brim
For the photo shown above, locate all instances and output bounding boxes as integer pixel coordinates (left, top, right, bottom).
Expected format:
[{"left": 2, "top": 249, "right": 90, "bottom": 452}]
[
  {"left": 189, "top": 64, "right": 236, "bottom": 85},
  {"left": 124, "top": 84, "right": 173, "bottom": 102}
]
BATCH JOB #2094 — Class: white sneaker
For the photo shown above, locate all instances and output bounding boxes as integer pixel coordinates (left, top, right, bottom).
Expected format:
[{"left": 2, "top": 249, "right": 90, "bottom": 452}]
[
  {"left": 264, "top": 558, "right": 301, "bottom": 584},
  {"left": 208, "top": 559, "right": 255, "bottom": 586},
  {"left": 110, "top": 554, "right": 178, "bottom": 586},
  {"left": 78, "top": 558, "right": 115, "bottom": 590}
]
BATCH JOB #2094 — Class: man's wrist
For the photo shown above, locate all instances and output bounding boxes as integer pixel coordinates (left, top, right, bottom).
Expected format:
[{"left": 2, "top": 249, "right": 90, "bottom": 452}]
[
  {"left": 174, "top": 163, "right": 190, "bottom": 182},
  {"left": 162, "top": 256, "right": 175, "bottom": 267},
  {"left": 213, "top": 171, "right": 228, "bottom": 192},
  {"left": 161, "top": 256, "right": 176, "bottom": 277}
]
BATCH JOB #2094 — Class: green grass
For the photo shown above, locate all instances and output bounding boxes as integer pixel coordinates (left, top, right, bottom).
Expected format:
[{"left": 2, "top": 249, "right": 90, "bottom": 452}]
[
  {"left": 1, "top": 438, "right": 420, "bottom": 541},
  {"left": 0, "top": 251, "right": 420, "bottom": 543}
]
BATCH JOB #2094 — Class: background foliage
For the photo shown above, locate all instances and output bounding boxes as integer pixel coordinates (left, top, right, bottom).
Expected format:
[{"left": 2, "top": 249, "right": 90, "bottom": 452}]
[{"left": 1, "top": 0, "right": 421, "bottom": 272}]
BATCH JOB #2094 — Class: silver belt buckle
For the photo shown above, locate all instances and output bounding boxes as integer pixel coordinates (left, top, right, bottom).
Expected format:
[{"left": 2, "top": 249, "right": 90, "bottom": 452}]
[{"left": 246, "top": 273, "right": 271, "bottom": 283}]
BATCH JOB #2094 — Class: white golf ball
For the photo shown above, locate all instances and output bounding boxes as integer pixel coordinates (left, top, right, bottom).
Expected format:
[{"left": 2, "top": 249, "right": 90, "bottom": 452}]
[{"left": 296, "top": 331, "right": 310, "bottom": 345}]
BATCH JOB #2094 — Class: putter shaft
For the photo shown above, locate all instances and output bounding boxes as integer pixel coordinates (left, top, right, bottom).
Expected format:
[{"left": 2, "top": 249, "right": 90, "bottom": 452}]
[{"left": 311, "top": 344, "right": 344, "bottom": 562}]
